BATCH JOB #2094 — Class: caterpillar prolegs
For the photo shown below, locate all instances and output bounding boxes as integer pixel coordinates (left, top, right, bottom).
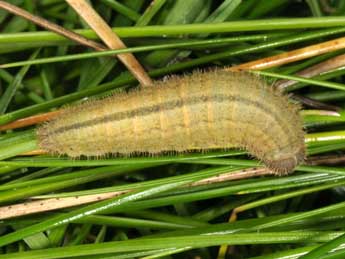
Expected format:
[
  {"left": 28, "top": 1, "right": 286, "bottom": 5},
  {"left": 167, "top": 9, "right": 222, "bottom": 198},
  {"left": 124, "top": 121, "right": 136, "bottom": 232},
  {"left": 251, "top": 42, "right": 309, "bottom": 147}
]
[{"left": 37, "top": 70, "right": 305, "bottom": 174}]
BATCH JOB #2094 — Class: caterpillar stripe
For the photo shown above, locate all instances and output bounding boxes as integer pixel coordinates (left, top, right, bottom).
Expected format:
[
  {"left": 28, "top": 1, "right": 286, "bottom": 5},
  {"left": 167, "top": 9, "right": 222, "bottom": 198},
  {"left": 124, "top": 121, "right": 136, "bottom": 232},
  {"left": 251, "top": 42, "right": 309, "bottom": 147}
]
[{"left": 37, "top": 70, "right": 305, "bottom": 174}]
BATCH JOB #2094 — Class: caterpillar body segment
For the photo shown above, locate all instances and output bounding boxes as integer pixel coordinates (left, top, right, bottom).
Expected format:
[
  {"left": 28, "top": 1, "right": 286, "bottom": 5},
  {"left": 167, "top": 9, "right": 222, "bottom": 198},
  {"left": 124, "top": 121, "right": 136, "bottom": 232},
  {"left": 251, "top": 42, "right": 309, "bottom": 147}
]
[{"left": 37, "top": 70, "right": 305, "bottom": 174}]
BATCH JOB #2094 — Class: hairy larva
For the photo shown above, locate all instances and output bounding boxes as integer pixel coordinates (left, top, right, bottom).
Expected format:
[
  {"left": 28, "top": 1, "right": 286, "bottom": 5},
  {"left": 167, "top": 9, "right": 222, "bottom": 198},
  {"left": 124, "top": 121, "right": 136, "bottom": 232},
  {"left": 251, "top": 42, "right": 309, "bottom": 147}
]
[{"left": 37, "top": 70, "right": 305, "bottom": 174}]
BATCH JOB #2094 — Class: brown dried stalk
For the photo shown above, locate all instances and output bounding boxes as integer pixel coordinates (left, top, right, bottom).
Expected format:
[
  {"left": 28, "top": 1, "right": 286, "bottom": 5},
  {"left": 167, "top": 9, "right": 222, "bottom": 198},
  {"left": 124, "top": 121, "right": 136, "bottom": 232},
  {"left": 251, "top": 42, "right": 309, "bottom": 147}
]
[
  {"left": 227, "top": 36, "right": 345, "bottom": 71},
  {"left": 0, "top": 110, "right": 61, "bottom": 131},
  {"left": 0, "top": 190, "right": 129, "bottom": 220},
  {"left": 66, "top": 0, "right": 153, "bottom": 87}
]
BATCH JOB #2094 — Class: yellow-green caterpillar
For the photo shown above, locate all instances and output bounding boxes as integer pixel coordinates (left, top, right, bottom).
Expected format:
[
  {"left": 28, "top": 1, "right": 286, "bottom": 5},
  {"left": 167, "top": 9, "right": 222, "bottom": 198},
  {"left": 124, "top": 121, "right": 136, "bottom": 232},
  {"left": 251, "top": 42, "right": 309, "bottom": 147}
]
[{"left": 37, "top": 70, "right": 305, "bottom": 174}]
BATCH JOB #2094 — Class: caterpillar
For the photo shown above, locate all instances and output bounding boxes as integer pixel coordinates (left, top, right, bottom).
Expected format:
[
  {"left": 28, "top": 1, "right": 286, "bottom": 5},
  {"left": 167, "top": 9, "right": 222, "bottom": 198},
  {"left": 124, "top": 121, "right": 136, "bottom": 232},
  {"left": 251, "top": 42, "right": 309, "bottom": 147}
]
[{"left": 37, "top": 70, "right": 305, "bottom": 175}]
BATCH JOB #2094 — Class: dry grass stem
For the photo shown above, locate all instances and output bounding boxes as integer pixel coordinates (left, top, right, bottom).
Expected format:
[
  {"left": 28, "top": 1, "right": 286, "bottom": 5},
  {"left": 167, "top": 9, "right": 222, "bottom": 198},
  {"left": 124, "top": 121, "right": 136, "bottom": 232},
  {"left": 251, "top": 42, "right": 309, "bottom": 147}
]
[
  {"left": 0, "top": 110, "right": 61, "bottom": 131},
  {"left": 227, "top": 36, "right": 345, "bottom": 71},
  {"left": 66, "top": 0, "right": 153, "bottom": 87},
  {"left": 188, "top": 167, "right": 271, "bottom": 187},
  {"left": 0, "top": 190, "right": 129, "bottom": 220}
]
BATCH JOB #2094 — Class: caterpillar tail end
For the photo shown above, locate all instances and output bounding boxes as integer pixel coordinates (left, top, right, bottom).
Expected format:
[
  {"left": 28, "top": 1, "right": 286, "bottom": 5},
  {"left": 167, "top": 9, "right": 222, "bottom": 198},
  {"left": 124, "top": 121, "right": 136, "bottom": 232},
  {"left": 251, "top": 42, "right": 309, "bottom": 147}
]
[{"left": 265, "top": 147, "right": 306, "bottom": 175}]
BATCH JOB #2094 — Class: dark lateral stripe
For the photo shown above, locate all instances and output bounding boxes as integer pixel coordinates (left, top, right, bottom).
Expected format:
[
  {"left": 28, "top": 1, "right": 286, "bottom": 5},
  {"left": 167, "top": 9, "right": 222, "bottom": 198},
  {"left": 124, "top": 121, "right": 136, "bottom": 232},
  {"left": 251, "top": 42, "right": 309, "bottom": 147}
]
[{"left": 50, "top": 94, "right": 286, "bottom": 136}]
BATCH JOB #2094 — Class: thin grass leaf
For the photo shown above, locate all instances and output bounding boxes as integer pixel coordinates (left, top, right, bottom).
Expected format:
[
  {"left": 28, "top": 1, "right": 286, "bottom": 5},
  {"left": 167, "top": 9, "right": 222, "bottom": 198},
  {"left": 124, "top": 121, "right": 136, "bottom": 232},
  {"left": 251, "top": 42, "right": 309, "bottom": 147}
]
[{"left": 0, "top": 48, "right": 40, "bottom": 114}]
